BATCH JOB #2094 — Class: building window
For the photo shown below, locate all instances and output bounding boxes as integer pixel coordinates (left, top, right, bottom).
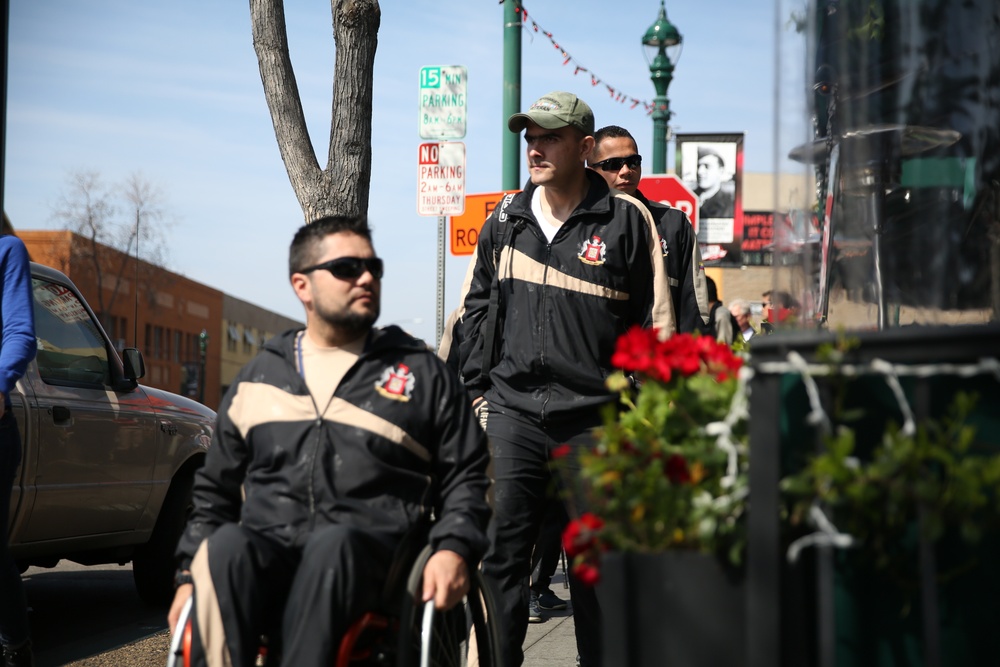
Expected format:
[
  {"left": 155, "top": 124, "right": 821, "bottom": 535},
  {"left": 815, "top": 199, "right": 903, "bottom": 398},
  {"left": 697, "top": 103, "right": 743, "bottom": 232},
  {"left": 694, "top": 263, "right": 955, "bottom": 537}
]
[
  {"left": 174, "top": 330, "right": 181, "bottom": 362},
  {"left": 145, "top": 324, "right": 152, "bottom": 359},
  {"left": 227, "top": 324, "right": 238, "bottom": 353},
  {"left": 154, "top": 326, "right": 164, "bottom": 360},
  {"left": 243, "top": 328, "right": 256, "bottom": 355}
]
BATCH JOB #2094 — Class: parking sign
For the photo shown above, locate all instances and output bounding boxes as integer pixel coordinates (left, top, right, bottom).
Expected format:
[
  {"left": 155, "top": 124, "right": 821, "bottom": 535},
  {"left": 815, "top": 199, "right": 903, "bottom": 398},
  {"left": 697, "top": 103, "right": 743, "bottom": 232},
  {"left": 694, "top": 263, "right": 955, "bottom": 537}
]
[{"left": 419, "top": 66, "right": 467, "bottom": 139}]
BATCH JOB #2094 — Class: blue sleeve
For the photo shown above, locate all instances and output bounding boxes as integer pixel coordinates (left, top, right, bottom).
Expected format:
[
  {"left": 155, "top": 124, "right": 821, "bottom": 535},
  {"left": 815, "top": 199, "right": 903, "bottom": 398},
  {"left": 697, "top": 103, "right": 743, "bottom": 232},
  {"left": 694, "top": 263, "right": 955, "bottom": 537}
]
[{"left": 0, "top": 237, "right": 37, "bottom": 399}]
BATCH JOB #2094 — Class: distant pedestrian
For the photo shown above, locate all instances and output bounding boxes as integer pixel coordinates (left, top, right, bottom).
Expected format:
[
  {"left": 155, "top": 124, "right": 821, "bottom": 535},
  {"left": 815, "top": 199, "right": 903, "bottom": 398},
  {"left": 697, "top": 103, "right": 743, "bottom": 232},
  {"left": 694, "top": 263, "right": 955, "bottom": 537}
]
[
  {"left": 729, "top": 298, "right": 756, "bottom": 342},
  {"left": 705, "top": 277, "right": 738, "bottom": 345},
  {"left": 1, "top": 214, "right": 38, "bottom": 667},
  {"left": 589, "top": 125, "right": 710, "bottom": 334},
  {"left": 761, "top": 289, "right": 799, "bottom": 332}
]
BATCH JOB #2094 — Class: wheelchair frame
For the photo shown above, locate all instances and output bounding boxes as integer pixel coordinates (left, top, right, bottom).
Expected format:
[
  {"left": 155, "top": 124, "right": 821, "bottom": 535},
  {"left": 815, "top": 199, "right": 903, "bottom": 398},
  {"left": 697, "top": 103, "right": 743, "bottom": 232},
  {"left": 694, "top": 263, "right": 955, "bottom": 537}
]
[{"left": 166, "top": 545, "right": 502, "bottom": 667}]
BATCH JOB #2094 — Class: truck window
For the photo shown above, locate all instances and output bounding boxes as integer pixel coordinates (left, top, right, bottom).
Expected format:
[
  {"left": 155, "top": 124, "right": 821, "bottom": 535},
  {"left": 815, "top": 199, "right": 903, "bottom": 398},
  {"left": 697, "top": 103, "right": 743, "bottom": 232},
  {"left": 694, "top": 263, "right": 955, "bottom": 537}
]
[{"left": 31, "top": 278, "right": 110, "bottom": 387}]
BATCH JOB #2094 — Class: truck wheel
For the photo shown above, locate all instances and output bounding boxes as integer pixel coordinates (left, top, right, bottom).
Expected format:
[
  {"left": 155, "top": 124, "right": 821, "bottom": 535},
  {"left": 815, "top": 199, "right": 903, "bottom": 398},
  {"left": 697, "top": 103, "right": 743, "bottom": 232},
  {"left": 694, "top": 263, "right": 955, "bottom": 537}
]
[{"left": 133, "top": 469, "right": 195, "bottom": 606}]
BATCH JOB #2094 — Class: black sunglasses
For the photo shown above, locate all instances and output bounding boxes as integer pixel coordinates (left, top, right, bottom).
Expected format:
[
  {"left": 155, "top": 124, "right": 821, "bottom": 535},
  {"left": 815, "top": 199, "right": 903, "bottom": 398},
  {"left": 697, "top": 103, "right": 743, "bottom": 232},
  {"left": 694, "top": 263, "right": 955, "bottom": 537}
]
[
  {"left": 591, "top": 154, "right": 642, "bottom": 172},
  {"left": 299, "top": 256, "right": 384, "bottom": 280}
]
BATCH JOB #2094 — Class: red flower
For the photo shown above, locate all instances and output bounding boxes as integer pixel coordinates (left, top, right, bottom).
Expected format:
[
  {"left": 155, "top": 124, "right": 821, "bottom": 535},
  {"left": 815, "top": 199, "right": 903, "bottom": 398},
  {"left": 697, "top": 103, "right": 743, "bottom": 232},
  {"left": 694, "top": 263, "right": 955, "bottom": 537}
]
[
  {"left": 551, "top": 444, "right": 572, "bottom": 460},
  {"left": 610, "top": 325, "right": 661, "bottom": 374},
  {"left": 664, "top": 454, "right": 691, "bottom": 484},
  {"left": 572, "top": 560, "right": 601, "bottom": 586},
  {"left": 696, "top": 336, "right": 743, "bottom": 380},
  {"left": 657, "top": 334, "right": 702, "bottom": 378},
  {"left": 562, "top": 513, "right": 604, "bottom": 557}
]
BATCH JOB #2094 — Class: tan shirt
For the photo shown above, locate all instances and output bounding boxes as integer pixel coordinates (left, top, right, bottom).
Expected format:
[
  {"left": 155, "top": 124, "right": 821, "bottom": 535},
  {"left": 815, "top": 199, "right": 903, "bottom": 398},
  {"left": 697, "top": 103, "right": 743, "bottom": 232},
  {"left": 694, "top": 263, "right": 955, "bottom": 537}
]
[{"left": 296, "top": 330, "right": 365, "bottom": 414}]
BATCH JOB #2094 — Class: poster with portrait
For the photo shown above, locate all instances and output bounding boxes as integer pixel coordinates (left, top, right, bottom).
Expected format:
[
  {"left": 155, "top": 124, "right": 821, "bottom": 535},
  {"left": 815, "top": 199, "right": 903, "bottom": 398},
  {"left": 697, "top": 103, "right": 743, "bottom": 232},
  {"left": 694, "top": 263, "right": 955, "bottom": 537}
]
[{"left": 676, "top": 133, "right": 744, "bottom": 266}]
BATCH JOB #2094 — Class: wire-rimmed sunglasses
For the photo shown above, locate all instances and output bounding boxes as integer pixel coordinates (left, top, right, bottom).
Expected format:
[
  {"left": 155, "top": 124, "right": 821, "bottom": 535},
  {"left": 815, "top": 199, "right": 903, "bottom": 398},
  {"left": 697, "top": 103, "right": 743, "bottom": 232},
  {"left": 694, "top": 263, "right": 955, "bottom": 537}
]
[
  {"left": 591, "top": 154, "right": 642, "bottom": 172},
  {"left": 298, "top": 256, "right": 384, "bottom": 280}
]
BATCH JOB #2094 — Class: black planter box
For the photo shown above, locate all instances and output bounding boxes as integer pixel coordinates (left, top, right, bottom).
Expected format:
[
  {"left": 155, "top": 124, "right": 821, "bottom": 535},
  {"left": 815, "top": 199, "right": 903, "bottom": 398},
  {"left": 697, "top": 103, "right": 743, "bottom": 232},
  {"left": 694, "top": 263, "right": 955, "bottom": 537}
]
[
  {"left": 599, "top": 551, "right": 747, "bottom": 667},
  {"left": 747, "top": 323, "right": 1000, "bottom": 667}
]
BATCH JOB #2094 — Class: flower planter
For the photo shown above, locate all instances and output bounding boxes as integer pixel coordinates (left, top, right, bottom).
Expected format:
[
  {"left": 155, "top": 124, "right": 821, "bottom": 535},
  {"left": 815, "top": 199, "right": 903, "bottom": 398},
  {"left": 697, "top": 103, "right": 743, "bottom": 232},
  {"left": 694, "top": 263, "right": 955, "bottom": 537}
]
[
  {"left": 599, "top": 550, "right": 746, "bottom": 667},
  {"left": 748, "top": 323, "right": 1000, "bottom": 667}
]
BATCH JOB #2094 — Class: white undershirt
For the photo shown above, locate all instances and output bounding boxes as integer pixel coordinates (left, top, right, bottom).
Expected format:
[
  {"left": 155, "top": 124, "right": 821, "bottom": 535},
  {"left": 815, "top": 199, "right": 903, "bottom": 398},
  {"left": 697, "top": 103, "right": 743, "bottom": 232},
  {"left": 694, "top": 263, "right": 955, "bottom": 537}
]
[{"left": 531, "top": 188, "right": 562, "bottom": 243}]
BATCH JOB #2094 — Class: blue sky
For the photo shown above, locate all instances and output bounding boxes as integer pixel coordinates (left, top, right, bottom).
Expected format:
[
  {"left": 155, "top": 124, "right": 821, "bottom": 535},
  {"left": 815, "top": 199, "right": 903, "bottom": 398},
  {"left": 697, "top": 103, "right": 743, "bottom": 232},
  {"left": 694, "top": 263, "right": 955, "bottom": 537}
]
[{"left": 5, "top": 0, "right": 791, "bottom": 346}]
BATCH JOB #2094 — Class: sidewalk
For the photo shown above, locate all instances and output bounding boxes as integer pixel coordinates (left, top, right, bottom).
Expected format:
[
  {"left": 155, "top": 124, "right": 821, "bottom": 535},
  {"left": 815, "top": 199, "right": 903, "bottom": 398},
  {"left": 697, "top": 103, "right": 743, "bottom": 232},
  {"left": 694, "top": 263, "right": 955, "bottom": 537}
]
[
  {"left": 522, "top": 572, "right": 578, "bottom": 667},
  {"left": 523, "top": 607, "right": 577, "bottom": 667}
]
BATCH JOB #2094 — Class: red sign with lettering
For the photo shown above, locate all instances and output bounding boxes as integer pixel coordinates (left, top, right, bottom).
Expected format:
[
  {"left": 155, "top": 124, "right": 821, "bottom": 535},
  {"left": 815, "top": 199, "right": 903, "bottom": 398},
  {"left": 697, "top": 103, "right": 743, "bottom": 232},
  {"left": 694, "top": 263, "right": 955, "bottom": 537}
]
[{"left": 638, "top": 175, "right": 699, "bottom": 232}]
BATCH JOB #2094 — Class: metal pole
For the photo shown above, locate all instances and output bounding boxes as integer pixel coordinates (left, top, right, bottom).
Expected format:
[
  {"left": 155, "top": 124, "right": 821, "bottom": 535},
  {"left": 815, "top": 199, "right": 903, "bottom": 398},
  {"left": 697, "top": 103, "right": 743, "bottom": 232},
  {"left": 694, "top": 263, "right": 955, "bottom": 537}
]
[
  {"left": 651, "top": 100, "right": 669, "bottom": 173},
  {"left": 502, "top": 0, "right": 521, "bottom": 190},
  {"left": 648, "top": 48, "right": 673, "bottom": 174},
  {"left": 436, "top": 215, "right": 446, "bottom": 350}
]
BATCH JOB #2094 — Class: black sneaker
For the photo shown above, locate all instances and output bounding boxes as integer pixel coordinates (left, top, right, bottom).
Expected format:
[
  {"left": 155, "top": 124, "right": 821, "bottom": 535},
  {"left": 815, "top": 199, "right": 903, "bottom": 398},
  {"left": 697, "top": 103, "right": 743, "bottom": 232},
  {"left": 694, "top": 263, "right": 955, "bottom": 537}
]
[
  {"left": 2, "top": 640, "right": 34, "bottom": 667},
  {"left": 528, "top": 591, "right": 543, "bottom": 623},
  {"left": 536, "top": 589, "right": 568, "bottom": 611}
]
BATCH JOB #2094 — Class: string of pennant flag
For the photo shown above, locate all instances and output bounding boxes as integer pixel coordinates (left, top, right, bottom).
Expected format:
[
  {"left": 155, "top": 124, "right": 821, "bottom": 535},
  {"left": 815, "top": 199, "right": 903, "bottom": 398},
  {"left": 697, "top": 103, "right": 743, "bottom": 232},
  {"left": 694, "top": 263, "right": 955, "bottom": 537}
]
[{"left": 512, "top": 2, "right": 669, "bottom": 116}]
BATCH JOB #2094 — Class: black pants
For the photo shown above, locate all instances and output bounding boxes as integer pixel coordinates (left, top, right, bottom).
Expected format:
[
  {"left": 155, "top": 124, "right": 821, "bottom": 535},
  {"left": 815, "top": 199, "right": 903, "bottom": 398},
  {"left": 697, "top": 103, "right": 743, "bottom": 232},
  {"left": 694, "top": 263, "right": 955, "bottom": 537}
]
[
  {"left": 188, "top": 523, "right": 396, "bottom": 667},
  {"left": 0, "top": 410, "right": 30, "bottom": 649},
  {"left": 481, "top": 407, "right": 602, "bottom": 667},
  {"left": 530, "top": 500, "right": 566, "bottom": 595}
]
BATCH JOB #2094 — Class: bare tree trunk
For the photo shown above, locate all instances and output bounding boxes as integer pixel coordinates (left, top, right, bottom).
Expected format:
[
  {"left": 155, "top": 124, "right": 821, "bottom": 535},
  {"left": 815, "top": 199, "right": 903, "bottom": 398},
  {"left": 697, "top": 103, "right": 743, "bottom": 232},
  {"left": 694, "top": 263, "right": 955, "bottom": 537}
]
[{"left": 250, "top": 0, "right": 380, "bottom": 223}]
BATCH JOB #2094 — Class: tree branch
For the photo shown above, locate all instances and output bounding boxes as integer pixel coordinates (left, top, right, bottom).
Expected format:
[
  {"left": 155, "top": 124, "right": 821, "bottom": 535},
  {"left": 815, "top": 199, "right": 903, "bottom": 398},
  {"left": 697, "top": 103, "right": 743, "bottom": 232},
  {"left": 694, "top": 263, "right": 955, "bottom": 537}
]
[{"left": 250, "top": 0, "right": 322, "bottom": 214}]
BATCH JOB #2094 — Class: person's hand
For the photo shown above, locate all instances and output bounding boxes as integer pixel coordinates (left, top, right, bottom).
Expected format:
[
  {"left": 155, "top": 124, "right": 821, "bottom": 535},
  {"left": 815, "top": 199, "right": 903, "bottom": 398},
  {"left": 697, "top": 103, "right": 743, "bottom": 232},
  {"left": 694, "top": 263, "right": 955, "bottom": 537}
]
[
  {"left": 471, "top": 396, "right": 485, "bottom": 409},
  {"left": 421, "top": 550, "right": 469, "bottom": 611},
  {"left": 168, "top": 583, "right": 194, "bottom": 634}
]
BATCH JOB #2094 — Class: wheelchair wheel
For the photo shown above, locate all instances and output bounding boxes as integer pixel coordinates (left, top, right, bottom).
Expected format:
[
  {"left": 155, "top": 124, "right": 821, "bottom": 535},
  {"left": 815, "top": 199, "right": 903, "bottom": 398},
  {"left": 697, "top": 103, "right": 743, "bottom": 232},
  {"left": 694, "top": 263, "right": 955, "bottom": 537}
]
[{"left": 396, "top": 547, "right": 502, "bottom": 667}]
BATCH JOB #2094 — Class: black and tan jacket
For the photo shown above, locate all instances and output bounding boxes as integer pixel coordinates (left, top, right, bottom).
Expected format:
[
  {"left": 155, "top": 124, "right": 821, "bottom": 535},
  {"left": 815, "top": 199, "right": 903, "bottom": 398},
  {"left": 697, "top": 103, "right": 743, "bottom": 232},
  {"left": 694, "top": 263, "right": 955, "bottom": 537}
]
[
  {"left": 634, "top": 190, "right": 711, "bottom": 335},
  {"left": 456, "top": 171, "right": 675, "bottom": 426},
  {"left": 175, "top": 326, "right": 491, "bottom": 569}
]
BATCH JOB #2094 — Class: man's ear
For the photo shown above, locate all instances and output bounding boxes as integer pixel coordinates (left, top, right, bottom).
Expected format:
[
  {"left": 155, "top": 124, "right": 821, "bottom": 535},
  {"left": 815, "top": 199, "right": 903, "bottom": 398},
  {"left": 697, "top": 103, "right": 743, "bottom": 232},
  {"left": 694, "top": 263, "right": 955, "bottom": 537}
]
[
  {"left": 581, "top": 135, "right": 596, "bottom": 161},
  {"left": 290, "top": 273, "right": 311, "bottom": 306}
]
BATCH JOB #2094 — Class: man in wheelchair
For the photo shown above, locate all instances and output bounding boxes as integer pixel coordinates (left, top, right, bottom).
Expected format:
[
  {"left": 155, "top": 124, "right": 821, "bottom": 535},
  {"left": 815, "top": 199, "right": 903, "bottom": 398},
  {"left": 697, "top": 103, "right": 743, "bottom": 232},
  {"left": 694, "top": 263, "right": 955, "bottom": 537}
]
[{"left": 168, "top": 216, "right": 491, "bottom": 667}]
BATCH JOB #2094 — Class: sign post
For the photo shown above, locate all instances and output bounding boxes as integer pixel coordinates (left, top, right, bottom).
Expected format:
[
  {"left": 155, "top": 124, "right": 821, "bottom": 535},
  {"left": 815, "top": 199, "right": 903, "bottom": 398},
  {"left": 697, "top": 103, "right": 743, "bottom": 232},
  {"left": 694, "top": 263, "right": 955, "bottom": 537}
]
[
  {"left": 418, "top": 65, "right": 468, "bottom": 349},
  {"left": 638, "top": 175, "right": 699, "bottom": 232}
]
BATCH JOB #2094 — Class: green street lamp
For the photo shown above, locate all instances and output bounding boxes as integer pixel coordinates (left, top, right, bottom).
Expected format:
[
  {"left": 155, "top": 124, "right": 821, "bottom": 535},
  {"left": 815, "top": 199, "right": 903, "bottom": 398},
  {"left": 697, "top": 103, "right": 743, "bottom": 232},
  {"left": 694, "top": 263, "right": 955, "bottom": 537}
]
[
  {"left": 198, "top": 329, "right": 209, "bottom": 404},
  {"left": 643, "top": 1, "right": 683, "bottom": 174}
]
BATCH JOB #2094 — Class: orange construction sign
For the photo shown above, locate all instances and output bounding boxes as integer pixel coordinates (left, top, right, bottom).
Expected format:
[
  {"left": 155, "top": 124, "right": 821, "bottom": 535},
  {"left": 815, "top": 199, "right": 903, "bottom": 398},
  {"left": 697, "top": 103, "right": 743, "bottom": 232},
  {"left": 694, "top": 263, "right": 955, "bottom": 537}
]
[{"left": 449, "top": 191, "right": 520, "bottom": 256}]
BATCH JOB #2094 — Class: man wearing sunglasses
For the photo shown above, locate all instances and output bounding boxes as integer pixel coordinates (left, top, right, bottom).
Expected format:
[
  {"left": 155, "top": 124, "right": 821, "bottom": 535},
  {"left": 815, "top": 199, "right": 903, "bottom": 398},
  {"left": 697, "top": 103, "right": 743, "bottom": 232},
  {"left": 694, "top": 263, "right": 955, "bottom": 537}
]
[
  {"left": 589, "top": 125, "right": 711, "bottom": 335},
  {"left": 455, "top": 91, "right": 675, "bottom": 667},
  {"left": 169, "top": 216, "right": 490, "bottom": 667}
]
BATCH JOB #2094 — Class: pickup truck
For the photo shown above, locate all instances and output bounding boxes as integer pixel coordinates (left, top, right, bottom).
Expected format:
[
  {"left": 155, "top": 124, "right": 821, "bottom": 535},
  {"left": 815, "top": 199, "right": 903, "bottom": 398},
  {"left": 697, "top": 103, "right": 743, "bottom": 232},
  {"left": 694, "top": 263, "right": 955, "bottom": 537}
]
[{"left": 7, "top": 263, "right": 214, "bottom": 605}]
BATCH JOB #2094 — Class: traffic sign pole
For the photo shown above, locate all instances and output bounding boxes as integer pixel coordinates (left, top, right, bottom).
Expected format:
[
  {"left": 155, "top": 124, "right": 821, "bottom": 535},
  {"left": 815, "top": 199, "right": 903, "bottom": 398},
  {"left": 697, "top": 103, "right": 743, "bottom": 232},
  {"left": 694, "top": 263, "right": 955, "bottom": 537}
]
[{"left": 436, "top": 215, "right": 446, "bottom": 349}]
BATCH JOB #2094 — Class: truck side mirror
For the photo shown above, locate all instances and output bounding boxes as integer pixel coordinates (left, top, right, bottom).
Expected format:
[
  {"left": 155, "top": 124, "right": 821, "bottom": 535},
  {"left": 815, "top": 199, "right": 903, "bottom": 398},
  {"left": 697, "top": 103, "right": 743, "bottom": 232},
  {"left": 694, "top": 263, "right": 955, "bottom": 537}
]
[{"left": 122, "top": 348, "right": 146, "bottom": 381}]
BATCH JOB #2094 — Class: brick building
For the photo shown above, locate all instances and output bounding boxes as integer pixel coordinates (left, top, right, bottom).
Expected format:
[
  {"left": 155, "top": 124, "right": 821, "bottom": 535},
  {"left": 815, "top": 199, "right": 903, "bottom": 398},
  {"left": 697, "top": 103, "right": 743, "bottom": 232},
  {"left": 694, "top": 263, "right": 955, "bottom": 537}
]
[{"left": 21, "top": 230, "right": 227, "bottom": 408}]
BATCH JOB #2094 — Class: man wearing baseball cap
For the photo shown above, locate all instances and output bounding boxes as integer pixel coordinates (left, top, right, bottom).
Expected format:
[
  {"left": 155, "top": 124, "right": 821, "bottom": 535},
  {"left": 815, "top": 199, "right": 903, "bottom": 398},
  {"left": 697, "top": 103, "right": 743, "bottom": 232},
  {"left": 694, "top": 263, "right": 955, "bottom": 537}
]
[{"left": 455, "top": 91, "right": 675, "bottom": 667}]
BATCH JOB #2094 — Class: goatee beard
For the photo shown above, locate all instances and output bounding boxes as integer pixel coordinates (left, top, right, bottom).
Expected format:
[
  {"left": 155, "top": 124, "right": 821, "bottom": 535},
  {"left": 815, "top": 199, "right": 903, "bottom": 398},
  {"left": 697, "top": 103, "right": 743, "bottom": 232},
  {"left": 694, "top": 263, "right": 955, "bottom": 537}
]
[{"left": 322, "top": 308, "right": 380, "bottom": 339}]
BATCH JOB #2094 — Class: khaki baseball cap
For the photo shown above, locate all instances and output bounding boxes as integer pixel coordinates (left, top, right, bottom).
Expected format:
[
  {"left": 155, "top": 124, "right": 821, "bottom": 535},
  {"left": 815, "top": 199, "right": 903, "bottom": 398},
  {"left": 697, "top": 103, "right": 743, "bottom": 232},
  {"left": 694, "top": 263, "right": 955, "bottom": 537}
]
[{"left": 507, "top": 91, "right": 595, "bottom": 136}]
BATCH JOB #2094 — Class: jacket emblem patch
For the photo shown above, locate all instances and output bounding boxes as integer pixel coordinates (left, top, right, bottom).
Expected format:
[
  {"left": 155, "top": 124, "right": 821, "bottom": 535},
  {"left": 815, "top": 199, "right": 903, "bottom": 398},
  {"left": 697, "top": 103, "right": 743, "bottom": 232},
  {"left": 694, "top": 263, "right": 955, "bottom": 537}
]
[
  {"left": 375, "top": 364, "right": 414, "bottom": 402},
  {"left": 578, "top": 235, "right": 607, "bottom": 266},
  {"left": 659, "top": 236, "right": 670, "bottom": 257}
]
